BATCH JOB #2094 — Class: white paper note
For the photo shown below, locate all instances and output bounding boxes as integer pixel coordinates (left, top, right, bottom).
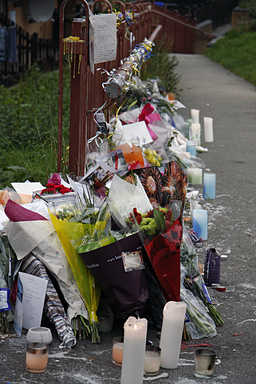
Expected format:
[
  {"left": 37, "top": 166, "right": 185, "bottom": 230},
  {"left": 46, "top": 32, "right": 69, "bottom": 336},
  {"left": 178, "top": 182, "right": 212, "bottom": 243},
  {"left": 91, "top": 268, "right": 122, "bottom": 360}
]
[
  {"left": 11, "top": 181, "right": 44, "bottom": 194},
  {"left": 120, "top": 121, "right": 153, "bottom": 146},
  {"left": 18, "top": 272, "right": 48, "bottom": 330},
  {"left": 89, "top": 13, "right": 117, "bottom": 65}
]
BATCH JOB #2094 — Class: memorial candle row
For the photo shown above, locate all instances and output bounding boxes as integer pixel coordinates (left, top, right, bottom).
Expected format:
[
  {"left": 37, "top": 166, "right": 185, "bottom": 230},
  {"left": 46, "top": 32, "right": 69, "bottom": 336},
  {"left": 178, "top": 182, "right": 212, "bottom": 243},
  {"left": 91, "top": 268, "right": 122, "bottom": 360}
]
[{"left": 120, "top": 301, "right": 187, "bottom": 384}]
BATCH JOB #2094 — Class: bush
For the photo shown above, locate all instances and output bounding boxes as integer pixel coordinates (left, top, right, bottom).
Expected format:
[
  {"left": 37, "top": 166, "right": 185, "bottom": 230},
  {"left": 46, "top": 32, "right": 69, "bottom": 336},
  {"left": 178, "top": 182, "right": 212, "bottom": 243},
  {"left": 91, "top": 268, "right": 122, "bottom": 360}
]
[
  {"left": 239, "top": 0, "right": 256, "bottom": 18},
  {"left": 141, "top": 45, "right": 182, "bottom": 99}
]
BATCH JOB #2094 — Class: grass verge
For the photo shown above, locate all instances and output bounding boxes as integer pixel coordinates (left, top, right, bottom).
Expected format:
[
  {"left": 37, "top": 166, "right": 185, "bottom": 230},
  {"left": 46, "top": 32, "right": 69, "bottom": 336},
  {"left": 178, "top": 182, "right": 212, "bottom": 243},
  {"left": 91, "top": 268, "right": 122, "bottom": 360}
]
[{"left": 205, "top": 29, "right": 256, "bottom": 86}]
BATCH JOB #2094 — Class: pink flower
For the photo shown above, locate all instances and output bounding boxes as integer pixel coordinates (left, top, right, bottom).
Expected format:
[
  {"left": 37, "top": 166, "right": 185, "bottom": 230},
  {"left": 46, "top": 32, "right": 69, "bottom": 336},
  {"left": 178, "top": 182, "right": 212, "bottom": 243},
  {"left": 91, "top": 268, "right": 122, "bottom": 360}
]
[{"left": 48, "top": 173, "right": 61, "bottom": 186}]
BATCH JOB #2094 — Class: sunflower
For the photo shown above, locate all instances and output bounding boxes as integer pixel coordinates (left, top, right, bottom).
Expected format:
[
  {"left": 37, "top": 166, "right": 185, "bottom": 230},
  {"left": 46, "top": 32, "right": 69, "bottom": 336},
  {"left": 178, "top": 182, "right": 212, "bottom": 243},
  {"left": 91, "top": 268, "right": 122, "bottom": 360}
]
[{"left": 136, "top": 167, "right": 163, "bottom": 205}]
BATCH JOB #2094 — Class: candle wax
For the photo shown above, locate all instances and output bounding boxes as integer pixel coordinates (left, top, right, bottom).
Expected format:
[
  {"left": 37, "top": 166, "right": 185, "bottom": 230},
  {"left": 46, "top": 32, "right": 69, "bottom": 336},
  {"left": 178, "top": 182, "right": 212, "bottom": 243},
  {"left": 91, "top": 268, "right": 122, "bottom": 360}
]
[
  {"left": 204, "top": 117, "right": 214, "bottom": 142},
  {"left": 160, "top": 301, "right": 187, "bottom": 369},
  {"left": 121, "top": 316, "right": 148, "bottom": 384},
  {"left": 190, "top": 109, "right": 200, "bottom": 124}
]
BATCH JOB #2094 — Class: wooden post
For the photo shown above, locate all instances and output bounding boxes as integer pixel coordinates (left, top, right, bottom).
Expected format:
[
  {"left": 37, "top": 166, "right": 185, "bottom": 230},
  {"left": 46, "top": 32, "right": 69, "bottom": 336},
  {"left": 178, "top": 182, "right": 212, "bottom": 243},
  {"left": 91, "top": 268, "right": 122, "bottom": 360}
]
[
  {"left": 68, "top": 18, "right": 88, "bottom": 176},
  {"left": 58, "top": 0, "right": 89, "bottom": 176}
]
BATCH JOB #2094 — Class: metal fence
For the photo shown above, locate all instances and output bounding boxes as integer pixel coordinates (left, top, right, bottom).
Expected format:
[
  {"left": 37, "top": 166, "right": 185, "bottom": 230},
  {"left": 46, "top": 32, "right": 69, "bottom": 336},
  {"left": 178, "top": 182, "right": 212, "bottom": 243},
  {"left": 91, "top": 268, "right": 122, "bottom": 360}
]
[
  {"left": 0, "top": 16, "right": 58, "bottom": 86},
  {"left": 58, "top": 0, "right": 205, "bottom": 176}
]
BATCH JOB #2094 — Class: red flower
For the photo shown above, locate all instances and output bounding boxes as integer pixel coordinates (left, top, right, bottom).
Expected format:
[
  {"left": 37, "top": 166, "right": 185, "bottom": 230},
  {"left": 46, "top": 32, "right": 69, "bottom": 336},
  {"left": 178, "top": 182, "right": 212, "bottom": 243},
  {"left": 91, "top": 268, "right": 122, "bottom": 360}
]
[{"left": 133, "top": 208, "right": 142, "bottom": 224}]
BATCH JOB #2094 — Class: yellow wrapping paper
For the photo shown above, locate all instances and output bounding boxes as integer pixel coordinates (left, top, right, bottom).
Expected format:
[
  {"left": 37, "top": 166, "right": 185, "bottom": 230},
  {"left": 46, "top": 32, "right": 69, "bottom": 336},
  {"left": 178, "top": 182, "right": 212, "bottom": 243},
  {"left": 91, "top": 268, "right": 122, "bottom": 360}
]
[{"left": 50, "top": 213, "right": 101, "bottom": 342}]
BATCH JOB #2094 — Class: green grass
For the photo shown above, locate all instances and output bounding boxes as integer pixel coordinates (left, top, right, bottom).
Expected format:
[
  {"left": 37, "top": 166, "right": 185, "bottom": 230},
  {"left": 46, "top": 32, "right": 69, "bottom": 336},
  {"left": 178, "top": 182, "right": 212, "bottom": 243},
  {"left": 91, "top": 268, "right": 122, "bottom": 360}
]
[
  {"left": 0, "top": 65, "right": 71, "bottom": 189},
  {"left": 205, "top": 29, "right": 256, "bottom": 86}
]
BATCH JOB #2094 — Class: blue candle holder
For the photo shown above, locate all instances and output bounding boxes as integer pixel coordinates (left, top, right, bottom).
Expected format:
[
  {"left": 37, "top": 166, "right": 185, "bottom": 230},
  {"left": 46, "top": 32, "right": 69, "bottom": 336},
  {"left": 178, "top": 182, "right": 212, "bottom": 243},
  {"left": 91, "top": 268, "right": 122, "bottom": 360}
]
[
  {"left": 192, "top": 209, "right": 208, "bottom": 241},
  {"left": 186, "top": 141, "right": 196, "bottom": 157},
  {"left": 203, "top": 173, "right": 216, "bottom": 199}
]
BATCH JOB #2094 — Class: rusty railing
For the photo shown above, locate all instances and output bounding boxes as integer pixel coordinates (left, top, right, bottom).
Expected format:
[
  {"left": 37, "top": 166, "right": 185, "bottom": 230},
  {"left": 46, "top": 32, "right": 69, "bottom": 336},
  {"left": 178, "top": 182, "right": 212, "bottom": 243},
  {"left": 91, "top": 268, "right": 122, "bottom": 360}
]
[{"left": 58, "top": 0, "right": 211, "bottom": 176}]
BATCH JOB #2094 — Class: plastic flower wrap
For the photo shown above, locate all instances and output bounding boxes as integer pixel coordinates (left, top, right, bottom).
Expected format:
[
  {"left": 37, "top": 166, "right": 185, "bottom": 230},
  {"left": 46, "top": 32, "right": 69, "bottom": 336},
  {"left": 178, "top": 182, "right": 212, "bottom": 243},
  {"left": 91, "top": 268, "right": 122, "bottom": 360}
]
[
  {"left": 77, "top": 202, "right": 115, "bottom": 254},
  {"left": 50, "top": 209, "right": 101, "bottom": 343}
]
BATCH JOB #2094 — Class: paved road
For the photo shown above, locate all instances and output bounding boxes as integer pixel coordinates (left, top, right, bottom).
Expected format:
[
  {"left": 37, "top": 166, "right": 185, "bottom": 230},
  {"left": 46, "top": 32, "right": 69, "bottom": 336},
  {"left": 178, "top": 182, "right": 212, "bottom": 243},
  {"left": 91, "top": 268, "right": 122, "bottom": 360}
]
[
  {"left": 1, "top": 54, "right": 256, "bottom": 384},
  {"left": 175, "top": 53, "right": 256, "bottom": 384}
]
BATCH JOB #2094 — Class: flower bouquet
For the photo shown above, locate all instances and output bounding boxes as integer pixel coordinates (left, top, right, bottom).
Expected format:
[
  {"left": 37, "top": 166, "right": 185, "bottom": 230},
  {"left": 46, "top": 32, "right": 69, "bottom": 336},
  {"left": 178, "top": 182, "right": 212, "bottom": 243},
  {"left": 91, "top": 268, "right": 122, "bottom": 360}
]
[
  {"left": 50, "top": 205, "right": 103, "bottom": 343},
  {"left": 77, "top": 198, "right": 149, "bottom": 322}
]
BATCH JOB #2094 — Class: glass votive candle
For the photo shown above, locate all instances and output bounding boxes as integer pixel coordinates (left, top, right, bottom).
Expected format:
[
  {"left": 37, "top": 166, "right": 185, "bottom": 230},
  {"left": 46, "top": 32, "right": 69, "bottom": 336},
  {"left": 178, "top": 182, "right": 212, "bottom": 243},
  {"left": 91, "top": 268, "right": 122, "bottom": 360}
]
[
  {"left": 26, "top": 343, "right": 48, "bottom": 373},
  {"left": 187, "top": 167, "right": 203, "bottom": 185},
  {"left": 194, "top": 348, "right": 216, "bottom": 378},
  {"left": 112, "top": 337, "right": 124, "bottom": 366},
  {"left": 203, "top": 172, "right": 216, "bottom": 199},
  {"left": 144, "top": 346, "right": 161, "bottom": 375},
  {"left": 186, "top": 141, "right": 196, "bottom": 157},
  {"left": 192, "top": 208, "right": 208, "bottom": 241}
]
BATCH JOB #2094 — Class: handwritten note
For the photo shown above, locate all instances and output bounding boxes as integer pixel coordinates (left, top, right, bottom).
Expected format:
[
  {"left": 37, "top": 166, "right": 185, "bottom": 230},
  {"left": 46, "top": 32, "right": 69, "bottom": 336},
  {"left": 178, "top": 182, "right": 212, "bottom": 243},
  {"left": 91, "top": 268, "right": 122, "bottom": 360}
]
[
  {"left": 14, "top": 272, "right": 48, "bottom": 333},
  {"left": 89, "top": 13, "right": 117, "bottom": 68}
]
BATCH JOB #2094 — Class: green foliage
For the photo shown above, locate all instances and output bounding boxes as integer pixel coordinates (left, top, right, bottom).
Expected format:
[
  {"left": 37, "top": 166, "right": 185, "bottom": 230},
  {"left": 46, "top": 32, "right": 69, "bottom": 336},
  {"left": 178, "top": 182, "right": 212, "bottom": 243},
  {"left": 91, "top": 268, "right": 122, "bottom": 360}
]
[
  {"left": 239, "top": 0, "right": 256, "bottom": 18},
  {"left": 0, "top": 65, "right": 71, "bottom": 189},
  {"left": 141, "top": 45, "right": 182, "bottom": 98},
  {"left": 205, "top": 30, "right": 256, "bottom": 86}
]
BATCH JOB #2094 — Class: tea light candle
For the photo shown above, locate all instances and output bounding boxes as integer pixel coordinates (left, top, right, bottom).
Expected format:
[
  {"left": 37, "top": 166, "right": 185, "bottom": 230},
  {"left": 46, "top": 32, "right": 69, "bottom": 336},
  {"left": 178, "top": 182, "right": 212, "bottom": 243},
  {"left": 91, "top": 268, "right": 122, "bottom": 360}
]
[
  {"left": 144, "top": 348, "right": 161, "bottom": 375},
  {"left": 112, "top": 339, "right": 124, "bottom": 366},
  {"left": 121, "top": 316, "right": 148, "bottom": 384},
  {"left": 187, "top": 168, "right": 202, "bottom": 185},
  {"left": 160, "top": 301, "right": 187, "bottom": 369},
  {"left": 194, "top": 348, "right": 216, "bottom": 378},
  {"left": 192, "top": 209, "right": 208, "bottom": 241},
  {"left": 203, "top": 173, "right": 216, "bottom": 199},
  {"left": 186, "top": 141, "right": 196, "bottom": 157},
  {"left": 189, "top": 123, "right": 201, "bottom": 146},
  {"left": 190, "top": 109, "right": 200, "bottom": 124},
  {"left": 26, "top": 343, "right": 48, "bottom": 373},
  {"left": 204, "top": 117, "right": 214, "bottom": 142}
]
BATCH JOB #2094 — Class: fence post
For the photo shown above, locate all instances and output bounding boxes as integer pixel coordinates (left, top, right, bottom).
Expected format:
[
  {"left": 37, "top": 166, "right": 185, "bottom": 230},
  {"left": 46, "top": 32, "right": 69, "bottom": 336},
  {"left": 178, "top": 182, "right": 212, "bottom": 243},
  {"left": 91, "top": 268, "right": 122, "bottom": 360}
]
[
  {"left": 31, "top": 33, "right": 38, "bottom": 65},
  {"left": 68, "top": 18, "right": 88, "bottom": 176}
]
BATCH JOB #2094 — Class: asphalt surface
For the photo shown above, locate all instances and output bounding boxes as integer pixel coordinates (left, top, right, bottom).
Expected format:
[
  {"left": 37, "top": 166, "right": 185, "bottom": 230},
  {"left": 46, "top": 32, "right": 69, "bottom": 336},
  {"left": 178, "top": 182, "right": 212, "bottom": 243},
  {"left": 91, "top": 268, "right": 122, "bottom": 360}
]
[{"left": 1, "top": 54, "right": 256, "bottom": 384}]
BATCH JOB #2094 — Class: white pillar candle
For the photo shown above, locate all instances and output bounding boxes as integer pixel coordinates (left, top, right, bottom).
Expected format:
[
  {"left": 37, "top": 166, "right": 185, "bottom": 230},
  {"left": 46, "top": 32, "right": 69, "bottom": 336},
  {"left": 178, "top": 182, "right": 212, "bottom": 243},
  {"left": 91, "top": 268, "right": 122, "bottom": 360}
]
[
  {"left": 189, "top": 123, "right": 201, "bottom": 146},
  {"left": 187, "top": 167, "right": 202, "bottom": 185},
  {"left": 192, "top": 209, "right": 208, "bottom": 241},
  {"left": 160, "top": 301, "right": 187, "bottom": 369},
  {"left": 204, "top": 117, "right": 214, "bottom": 142},
  {"left": 121, "top": 317, "right": 148, "bottom": 384},
  {"left": 203, "top": 172, "right": 216, "bottom": 199},
  {"left": 190, "top": 109, "right": 200, "bottom": 124}
]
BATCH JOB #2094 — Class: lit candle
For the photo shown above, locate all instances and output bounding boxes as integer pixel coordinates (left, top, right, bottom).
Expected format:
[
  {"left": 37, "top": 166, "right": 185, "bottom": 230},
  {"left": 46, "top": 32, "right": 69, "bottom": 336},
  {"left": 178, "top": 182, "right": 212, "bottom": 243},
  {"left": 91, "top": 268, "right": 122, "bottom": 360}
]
[
  {"left": 121, "top": 316, "right": 148, "bottom": 384},
  {"left": 192, "top": 209, "right": 208, "bottom": 241},
  {"left": 186, "top": 141, "right": 196, "bottom": 157},
  {"left": 160, "top": 301, "right": 187, "bottom": 369},
  {"left": 190, "top": 109, "right": 200, "bottom": 124},
  {"left": 187, "top": 168, "right": 202, "bottom": 185},
  {"left": 189, "top": 123, "right": 201, "bottom": 146},
  {"left": 204, "top": 117, "right": 214, "bottom": 142},
  {"left": 112, "top": 339, "right": 124, "bottom": 366},
  {"left": 203, "top": 173, "right": 216, "bottom": 199}
]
